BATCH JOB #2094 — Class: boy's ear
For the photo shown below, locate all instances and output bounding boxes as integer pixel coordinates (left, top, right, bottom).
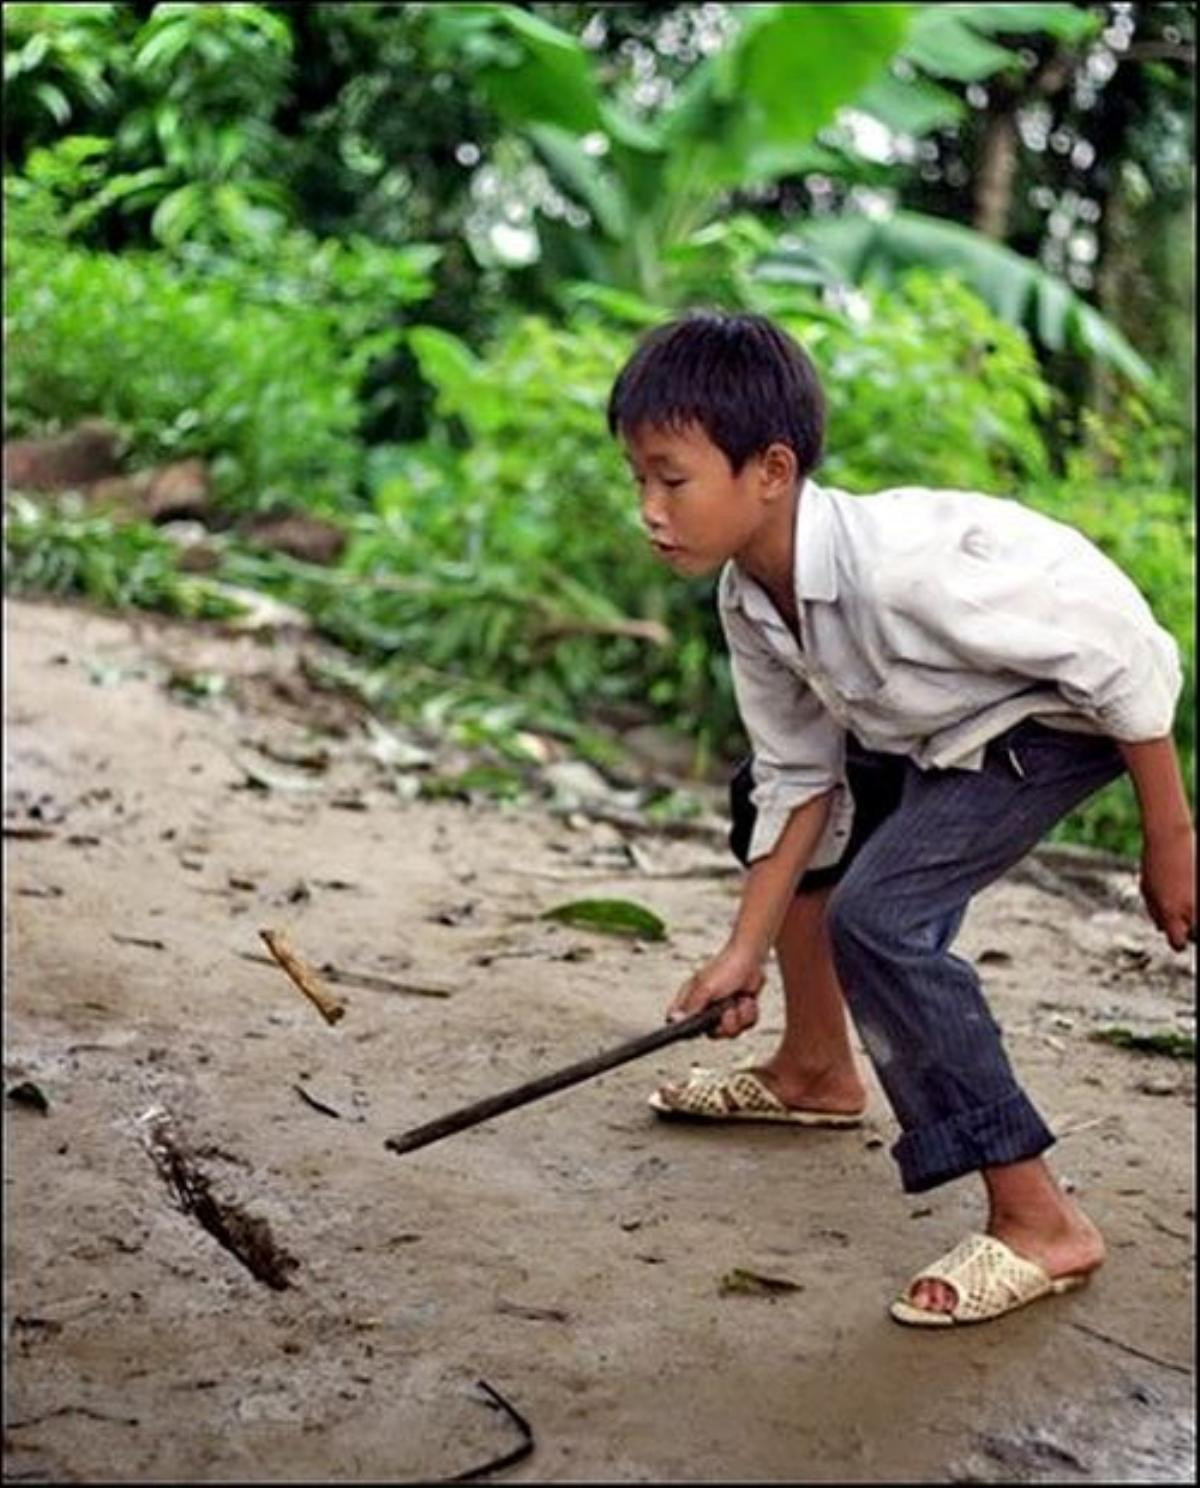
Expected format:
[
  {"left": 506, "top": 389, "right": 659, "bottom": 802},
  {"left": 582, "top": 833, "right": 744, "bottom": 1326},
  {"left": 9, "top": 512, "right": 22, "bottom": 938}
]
[{"left": 759, "top": 441, "right": 797, "bottom": 499}]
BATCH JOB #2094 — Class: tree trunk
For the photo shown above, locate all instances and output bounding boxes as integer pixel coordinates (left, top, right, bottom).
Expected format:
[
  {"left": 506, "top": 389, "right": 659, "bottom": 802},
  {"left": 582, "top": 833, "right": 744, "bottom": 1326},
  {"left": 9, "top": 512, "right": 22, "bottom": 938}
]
[{"left": 973, "top": 104, "right": 1019, "bottom": 239}]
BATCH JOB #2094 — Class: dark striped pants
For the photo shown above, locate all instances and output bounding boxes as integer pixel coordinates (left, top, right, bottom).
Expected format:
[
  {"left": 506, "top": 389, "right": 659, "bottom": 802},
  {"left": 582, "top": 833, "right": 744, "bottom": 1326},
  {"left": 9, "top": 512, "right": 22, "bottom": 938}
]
[{"left": 730, "top": 720, "right": 1125, "bottom": 1192}]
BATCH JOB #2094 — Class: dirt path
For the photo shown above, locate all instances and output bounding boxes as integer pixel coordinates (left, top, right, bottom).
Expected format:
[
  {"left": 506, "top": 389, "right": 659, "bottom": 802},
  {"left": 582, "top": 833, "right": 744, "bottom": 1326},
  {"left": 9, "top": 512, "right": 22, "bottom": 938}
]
[{"left": 3, "top": 594, "right": 1194, "bottom": 1484}]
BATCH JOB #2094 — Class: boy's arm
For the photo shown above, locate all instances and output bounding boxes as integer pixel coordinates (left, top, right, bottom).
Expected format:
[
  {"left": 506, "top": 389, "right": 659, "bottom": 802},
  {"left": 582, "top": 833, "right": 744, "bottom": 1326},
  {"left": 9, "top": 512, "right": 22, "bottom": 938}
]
[
  {"left": 667, "top": 789, "right": 835, "bottom": 1038},
  {"left": 1118, "top": 735, "right": 1195, "bottom": 950}
]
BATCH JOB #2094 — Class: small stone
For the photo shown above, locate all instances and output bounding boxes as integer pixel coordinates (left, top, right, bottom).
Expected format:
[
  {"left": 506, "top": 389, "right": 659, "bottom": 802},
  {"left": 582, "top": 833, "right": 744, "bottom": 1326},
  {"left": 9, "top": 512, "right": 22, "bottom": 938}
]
[{"left": 1135, "top": 1075, "right": 1180, "bottom": 1097}]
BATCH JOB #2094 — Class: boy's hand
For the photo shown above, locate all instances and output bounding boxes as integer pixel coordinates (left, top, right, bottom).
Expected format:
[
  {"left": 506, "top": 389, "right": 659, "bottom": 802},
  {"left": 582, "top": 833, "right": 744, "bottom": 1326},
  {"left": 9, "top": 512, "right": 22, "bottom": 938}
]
[
  {"left": 667, "top": 944, "right": 766, "bottom": 1038},
  {"left": 1140, "top": 823, "right": 1196, "bottom": 951}
]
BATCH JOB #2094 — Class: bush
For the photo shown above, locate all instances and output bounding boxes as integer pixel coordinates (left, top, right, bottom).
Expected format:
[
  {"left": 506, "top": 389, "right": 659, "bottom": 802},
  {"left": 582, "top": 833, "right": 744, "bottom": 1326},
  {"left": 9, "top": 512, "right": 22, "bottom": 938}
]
[
  {"left": 349, "top": 279, "right": 1061, "bottom": 764},
  {"left": 795, "top": 273, "right": 1054, "bottom": 492},
  {"left": 3, "top": 494, "right": 243, "bottom": 621},
  {"left": 1024, "top": 465, "right": 1195, "bottom": 856},
  {"left": 3, "top": 161, "right": 439, "bottom": 514},
  {"left": 5, "top": 235, "right": 364, "bottom": 512}
]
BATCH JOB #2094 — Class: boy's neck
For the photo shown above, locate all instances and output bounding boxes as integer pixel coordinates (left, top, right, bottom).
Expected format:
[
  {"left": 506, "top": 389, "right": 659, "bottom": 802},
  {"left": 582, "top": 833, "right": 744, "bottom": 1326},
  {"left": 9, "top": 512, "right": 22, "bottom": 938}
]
[{"left": 737, "top": 480, "right": 801, "bottom": 617}]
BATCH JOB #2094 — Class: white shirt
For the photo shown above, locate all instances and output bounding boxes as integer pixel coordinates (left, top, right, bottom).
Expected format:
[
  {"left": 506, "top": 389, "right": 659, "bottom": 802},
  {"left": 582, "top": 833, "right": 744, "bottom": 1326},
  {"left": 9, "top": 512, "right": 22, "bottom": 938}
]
[{"left": 719, "top": 479, "right": 1183, "bottom": 866}]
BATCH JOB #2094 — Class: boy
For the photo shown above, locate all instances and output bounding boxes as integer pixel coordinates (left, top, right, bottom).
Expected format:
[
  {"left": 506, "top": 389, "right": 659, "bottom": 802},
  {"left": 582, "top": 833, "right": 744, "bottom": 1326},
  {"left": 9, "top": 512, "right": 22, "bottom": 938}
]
[{"left": 607, "top": 310, "right": 1194, "bottom": 1327}]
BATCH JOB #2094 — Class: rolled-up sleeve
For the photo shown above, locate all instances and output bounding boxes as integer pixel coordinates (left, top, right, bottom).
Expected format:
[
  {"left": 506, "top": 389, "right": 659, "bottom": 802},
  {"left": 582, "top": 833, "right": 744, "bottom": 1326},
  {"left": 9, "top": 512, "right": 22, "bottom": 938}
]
[
  {"left": 721, "top": 601, "right": 850, "bottom": 865},
  {"left": 882, "top": 520, "right": 1183, "bottom": 741}
]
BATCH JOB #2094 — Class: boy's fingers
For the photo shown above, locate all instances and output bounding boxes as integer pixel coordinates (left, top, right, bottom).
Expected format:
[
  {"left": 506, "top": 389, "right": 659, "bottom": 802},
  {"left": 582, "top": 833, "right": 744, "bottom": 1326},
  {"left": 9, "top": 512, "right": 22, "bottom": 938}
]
[
  {"left": 716, "top": 995, "right": 756, "bottom": 1039},
  {"left": 666, "top": 976, "right": 698, "bottom": 1021}
]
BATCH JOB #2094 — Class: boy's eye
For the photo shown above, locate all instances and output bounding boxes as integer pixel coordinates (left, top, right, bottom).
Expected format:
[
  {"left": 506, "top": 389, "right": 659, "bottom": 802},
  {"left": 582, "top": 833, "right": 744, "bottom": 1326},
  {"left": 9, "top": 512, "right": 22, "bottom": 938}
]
[{"left": 662, "top": 477, "right": 687, "bottom": 489}]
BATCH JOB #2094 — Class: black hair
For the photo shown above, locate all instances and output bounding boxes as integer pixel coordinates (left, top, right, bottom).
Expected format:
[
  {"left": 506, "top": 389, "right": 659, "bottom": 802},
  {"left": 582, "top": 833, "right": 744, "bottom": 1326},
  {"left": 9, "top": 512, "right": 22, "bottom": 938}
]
[{"left": 606, "top": 309, "right": 826, "bottom": 477}]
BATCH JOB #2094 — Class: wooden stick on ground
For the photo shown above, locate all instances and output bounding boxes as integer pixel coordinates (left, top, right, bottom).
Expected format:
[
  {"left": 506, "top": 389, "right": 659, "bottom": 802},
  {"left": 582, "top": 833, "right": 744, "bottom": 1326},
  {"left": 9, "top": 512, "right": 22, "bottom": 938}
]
[
  {"left": 258, "top": 928, "right": 346, "bottom": 1025},
  {"left": 237, "top": 950, "right": 452, "bottom": 999}
]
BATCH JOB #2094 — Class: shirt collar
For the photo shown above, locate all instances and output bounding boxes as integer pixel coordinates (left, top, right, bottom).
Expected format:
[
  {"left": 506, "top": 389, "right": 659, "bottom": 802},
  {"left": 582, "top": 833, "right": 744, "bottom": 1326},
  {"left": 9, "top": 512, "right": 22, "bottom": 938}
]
[{"left": 722, "top": 478, "right": 839, "bottom": 616}]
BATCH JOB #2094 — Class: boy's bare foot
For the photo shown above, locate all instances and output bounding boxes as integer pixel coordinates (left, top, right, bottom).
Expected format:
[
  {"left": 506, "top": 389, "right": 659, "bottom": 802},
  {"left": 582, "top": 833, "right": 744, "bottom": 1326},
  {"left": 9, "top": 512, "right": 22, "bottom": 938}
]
[
  {"left": 905, "top": 1201, "right": 1105, "bottom": 1316},
  {"left": 753, "top": 1059, "right": 867, "bottom": 1117}
]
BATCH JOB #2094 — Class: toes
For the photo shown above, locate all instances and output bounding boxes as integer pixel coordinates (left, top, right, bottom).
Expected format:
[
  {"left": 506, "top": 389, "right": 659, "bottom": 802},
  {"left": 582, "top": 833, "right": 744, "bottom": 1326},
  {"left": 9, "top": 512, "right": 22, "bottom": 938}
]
[{"left": 909, "top": 1279, "right": 957, "bottom": 1314}]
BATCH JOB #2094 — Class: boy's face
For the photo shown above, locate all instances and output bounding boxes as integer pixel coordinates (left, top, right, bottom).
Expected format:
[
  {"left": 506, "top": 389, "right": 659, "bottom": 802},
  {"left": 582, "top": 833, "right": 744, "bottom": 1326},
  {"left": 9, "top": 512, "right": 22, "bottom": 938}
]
[{"left": 622, "top": 421, "right": 789, "bottom": 577}]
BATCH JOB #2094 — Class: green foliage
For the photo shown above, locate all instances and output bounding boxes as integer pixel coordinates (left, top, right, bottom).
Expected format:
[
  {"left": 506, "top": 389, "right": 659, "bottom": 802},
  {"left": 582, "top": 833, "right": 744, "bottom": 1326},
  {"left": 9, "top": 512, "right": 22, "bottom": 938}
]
[
  {"left": 2, "top": 219, "right": 434, "bottom": 511},
  {"left": 793, "top": 211, "right": 1153, "bottom": 387},
  {"left": 792, "top": 272, "right": 1054, "bottom": 490},
  {"left": 430, "top": 1, "right": 1135, "bottom": 383},
  {"left": 1088, "top": 1027, "right": 1195, "bottom": 1060},
  {"left": 303, "top": 281, "right": 1066, "bottom": 764},
  {"left": 1022, "top": 426, "right": 1195, "bottom": 856},
  {"left": 3, "top": 3, "right": 126, "bottom": 148},
  {"left": 1, "top": 2, "right": 1190, "bottom": 866},
  {"left": 3, "top": 496, "right": 243, "bottom": 621},
  {"left": 4, "top": 2, "right": 296, "bottom": 250}
]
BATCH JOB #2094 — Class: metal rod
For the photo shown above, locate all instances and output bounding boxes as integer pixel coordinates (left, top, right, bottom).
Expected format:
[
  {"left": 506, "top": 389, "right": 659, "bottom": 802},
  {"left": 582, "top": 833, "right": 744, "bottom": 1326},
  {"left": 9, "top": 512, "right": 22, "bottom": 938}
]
[{"left": 384, "top": 995, "right": 741, "bottom": 1156}]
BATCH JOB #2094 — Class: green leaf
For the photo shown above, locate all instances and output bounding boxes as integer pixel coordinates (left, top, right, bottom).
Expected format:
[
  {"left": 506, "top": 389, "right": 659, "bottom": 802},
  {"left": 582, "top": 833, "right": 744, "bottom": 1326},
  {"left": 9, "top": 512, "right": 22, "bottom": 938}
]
[
  {"left": 419, "top": 765, "right": 526, "bottom": 802},
  {"left": 527, "top": 124, "right": 630, "bottom": 241},
  {"left": 1089, "top": 1027, "right": 1195, "bottom": 1061},
  {"left": 660, "top": 4, "right": 912, "bottom": 197},
  {"left": 150, "top": 182, "right": 206, "bottom": 247},
  {"left": 33, "top": 80, "right": 71, "bottom": 126},
  {"left": 855, "top": 70, "right": 965, "bottom": 135},
  {"left": 133, "top": 16, "right": 194, "bottom": 75},
  {"left": 559, "top": 281, "right": 663, "bottom": 328},
  {"left": 937, "top": 3, "right": 1101, "bottom": 42},
  {"left": 541, "top": 898, "right": 668, "bottom": 942},
  {"left": 903, "top": 9, "right": 1022, "bottom": 81},
  {"left": 407, "top": 325, "right": 481, "bottom": 397},
  {"left": 466, "top": 2, "right": 605, "bottom": 134},
  {"left": 794, "top": 210, "right": 1153, "bottom": 385},
  {"left": 734, "top": 4, "right": 913, "bottom": 144},
  {"left": 719, "top": 1268, "right": 804, "bottom": 1297}
]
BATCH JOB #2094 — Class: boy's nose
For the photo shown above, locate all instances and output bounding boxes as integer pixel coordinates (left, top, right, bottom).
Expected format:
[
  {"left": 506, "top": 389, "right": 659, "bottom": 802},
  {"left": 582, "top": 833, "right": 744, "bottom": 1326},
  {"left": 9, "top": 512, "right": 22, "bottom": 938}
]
[{"left": 641, "top": 492, "right": 668, "bottom": 531}]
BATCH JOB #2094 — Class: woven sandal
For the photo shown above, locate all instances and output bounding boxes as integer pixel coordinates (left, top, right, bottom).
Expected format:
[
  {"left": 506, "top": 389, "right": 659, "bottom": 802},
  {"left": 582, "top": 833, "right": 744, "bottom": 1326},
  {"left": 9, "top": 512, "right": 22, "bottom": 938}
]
[
  {"left": 890, "top": 1232, "right": 1090, "bottom": 1327},
  {"left": 647, "top": 1065, "right": 865, "bottom": 1127}
]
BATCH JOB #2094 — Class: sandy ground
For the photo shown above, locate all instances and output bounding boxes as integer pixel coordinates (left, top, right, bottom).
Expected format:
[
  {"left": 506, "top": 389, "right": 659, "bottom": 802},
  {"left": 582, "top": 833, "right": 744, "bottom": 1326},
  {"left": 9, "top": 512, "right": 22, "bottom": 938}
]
[{"left": 2, "top": 593, "right": 1195, "bottom": 1485}]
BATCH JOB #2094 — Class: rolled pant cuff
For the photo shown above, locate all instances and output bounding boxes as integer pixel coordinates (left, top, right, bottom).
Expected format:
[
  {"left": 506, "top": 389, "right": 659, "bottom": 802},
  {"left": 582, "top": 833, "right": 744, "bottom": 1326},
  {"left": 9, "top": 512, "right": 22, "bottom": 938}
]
[{"left": 892, "top": 1091, "right": 1055, "bottom": 1194}]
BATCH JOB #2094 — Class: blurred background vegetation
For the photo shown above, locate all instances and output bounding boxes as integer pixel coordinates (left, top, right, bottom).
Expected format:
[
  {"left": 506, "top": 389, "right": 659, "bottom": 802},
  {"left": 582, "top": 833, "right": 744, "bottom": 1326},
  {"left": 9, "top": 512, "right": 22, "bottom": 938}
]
[{"left": 3, "top": 1, "right": 1194, "bottom": 853}]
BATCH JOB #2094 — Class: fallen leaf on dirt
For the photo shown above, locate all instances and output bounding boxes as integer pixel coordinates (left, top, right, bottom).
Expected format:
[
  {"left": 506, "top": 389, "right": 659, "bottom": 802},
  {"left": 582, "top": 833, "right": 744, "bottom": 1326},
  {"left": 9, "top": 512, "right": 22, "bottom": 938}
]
[
  {"left": 167, "top": 670, "right": 227, "bottom": 702},
  {"left": 231, "top": 752, "right": 324, "bottom": 793},
  {"left": 420, "top": 766, "right": 527, "bottom": 803},
  {"left": 253, "top": 739, "right": 331, "bottom": 772},
  {"left": 718, "top": 1267, "right": 803, "bottom": 1297},
  {"left": 7, "top": 1082, "right": 50, "bottom": 1115},
  {"left": 541, "top": 898, "right": 667, "bottom": 941},
  {"left": 1089, "top": 1027, "right": 1194, "bottom": 1060},
  {"left": 977, "top": 948, "right": 1012, "bottom": 966},
  {"left": 494, "top": 1299, "right": 570, "bottom": 1323}
]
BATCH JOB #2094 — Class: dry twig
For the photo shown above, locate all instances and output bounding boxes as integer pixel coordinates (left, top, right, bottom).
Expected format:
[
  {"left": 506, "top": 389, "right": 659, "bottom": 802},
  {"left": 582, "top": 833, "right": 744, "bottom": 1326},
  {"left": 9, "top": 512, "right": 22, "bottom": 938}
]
[
  {"left": 442, "top": 1379, "right": 535, "bottom": 1483},
  {"left": 1068, "top": 1320, "right": 1192, "bottom": 1375},
  {"left": 239, "top": 950, "right": 451, "bottom": 1000},
  {"left": 258, "top": 929, "right": 346, "bottom": 1024},
  {"left": 293, "top": 1084, "right": 342, "bottom": 1120}
]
